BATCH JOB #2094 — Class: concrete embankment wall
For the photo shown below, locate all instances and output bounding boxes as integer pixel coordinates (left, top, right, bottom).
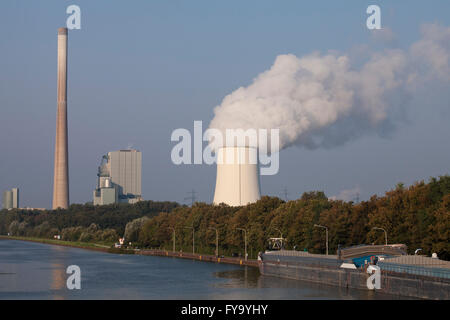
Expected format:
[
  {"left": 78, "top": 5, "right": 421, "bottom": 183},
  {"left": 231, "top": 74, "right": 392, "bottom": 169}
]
[
  {"left": 136, "top": 249, "right": 258, "bottom": 267},
  {"left": 260, "top": 260, "right": 450, "bottom": 299}
]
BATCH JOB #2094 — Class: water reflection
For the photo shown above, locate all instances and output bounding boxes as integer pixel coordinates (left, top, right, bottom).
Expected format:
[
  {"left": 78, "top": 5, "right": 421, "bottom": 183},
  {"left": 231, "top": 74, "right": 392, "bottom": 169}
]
[
  {"left": 214, "top": 267, "right": 260, "bottom": 288},
  {"left": 48, "top": 245, "right": 68, "bottom": 299},
  {"left": 50, "top": 263, "right": 65, "bottom": 299}
]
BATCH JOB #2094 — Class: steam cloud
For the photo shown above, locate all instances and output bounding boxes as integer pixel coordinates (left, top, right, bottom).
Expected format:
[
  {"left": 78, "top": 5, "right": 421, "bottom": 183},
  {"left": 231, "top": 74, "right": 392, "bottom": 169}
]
[{"left": 208, "top": 24, "right": 450, "bottom": 151}]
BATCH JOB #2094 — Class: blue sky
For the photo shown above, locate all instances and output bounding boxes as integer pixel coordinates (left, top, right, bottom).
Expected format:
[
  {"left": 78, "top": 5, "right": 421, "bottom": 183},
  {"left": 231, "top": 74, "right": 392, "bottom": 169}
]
[{"left": 1, "top": 1, "right": 449, "bottom": 208}]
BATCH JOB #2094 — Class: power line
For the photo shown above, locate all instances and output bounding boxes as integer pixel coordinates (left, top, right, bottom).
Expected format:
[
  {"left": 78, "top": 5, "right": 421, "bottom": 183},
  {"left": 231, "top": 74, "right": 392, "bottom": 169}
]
[
  {"left": 281, "top": 187, "right": 289, "bottom": 201},
  {"left": 184, "top": 189, "right": 197, "bottom": 206}
]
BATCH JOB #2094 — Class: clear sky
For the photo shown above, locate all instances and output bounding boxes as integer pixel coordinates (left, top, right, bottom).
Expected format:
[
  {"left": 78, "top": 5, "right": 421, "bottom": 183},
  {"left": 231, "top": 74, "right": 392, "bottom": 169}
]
[{"left": 1, "top": 0, "right": 449, "bottom": 208}]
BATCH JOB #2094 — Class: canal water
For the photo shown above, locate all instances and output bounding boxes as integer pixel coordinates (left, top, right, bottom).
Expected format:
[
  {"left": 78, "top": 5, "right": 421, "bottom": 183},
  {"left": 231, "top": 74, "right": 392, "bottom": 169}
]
[{"left": 0, "top": 239, "right": 399, "bottom": 299}]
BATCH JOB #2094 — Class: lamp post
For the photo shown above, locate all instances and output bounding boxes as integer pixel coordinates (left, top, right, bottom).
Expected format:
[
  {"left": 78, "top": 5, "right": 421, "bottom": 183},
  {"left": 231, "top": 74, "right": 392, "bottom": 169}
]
[
  {"left": 236, "top": 228, "right": 247, "bottom": 261},
  {"left": 372, "top": 227, "right": 387, "bottom": 245},
  {"left": 270, "top": 226, "right": 285, "bottom": 249},
  {"left": 184, "top": 226, "right": 195, "bottom": 254},
  {"left": 209, "top": 227, "right": 219, "bottom": 257},
  {"left": 314, "top": 224, "right": 328, "bottom": 255},
  {"left": 167, "top": 227, "right": 175, "bottom": 252},
  {"left": 273, "top": 227, "right": 283, "bottom": 239}
]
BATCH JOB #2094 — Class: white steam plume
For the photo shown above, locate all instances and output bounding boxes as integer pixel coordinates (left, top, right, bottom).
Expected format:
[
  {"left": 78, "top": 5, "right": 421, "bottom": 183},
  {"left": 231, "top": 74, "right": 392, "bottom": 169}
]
[{"left": 208, "top": 24, "right": 450, "bottom": 151}]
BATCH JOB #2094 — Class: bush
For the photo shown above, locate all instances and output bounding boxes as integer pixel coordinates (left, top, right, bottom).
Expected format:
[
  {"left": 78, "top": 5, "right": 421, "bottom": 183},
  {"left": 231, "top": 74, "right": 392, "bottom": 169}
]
[
  {"left": 79, "top": 232, "right": 93, "bottom": 243},
  {"left": 124, "top": 216, "right": 150, "bottom": 242},
  {"left": 8, "top": 221, "right": 19, "bottom": 236}
]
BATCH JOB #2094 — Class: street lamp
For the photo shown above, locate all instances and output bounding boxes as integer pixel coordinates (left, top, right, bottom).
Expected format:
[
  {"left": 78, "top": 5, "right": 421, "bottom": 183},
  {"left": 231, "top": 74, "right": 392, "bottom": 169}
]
[
  {"left": 167, "top": 227, "right": 175, "bottom": 252},
  {"left": 314, "top": 224, "right": 328, "bottom": 255},
  {"left": 236, "top": 228, "right": 248, "bottom": 261},
  {"left": 269, "top": 226, "right": 285, "bottom": 250},
  {"left": 372, "top": 227, "right": 387, "bottom": 245},
  {"left": 184, "top": 226, "right": 195, "bottom": 254},
  {"left": 272, "top": 227, "right": 283, "bottom": 239},
  {"left": 208, "top": 227, "right": 219, "bottom": 257}
]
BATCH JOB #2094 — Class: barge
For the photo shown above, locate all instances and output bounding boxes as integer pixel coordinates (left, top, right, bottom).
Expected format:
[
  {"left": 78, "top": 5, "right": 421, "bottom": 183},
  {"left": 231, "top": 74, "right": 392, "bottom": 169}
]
[{"left": 258, "top": 244, "right": 450, "bottom": 299}]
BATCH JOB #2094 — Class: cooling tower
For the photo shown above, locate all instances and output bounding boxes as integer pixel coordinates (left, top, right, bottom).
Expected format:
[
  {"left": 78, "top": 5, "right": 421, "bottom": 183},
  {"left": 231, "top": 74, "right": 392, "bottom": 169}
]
[
  {"left": 213, "top": 146, "right": 261, "bottom": 206},
  {"left": 52, "top": 28, "right": 69, "bottom": 209}
]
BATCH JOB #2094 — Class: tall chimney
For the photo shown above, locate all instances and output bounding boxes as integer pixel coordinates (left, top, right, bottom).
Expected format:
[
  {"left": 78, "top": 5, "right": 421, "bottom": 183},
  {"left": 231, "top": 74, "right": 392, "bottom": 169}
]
[{"left": 52, "top": 27, "right": 69, "bottom": 209}]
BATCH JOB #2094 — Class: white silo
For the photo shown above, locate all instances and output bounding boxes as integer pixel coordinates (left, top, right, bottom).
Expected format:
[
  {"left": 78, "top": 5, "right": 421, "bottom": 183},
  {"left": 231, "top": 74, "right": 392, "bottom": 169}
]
[{"left": 213, "top": 146, "right": 261, "bottom": 206}]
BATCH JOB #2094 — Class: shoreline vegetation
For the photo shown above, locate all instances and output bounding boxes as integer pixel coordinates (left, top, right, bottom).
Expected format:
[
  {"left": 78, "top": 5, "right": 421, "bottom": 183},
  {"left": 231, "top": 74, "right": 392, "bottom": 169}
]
[{"left": 0, "top": 175, "right": 449, "bottom": 261}]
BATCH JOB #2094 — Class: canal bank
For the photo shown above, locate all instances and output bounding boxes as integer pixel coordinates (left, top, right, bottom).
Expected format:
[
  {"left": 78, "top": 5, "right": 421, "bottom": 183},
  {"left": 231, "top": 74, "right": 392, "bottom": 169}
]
[
  {"left": 136, "top": 249, "right": 258, "bottom": 267},
  {"left": 0, "top": 235, "right": 111, "bottom": 253},
  {"left": 0, "top": 236, "right": 258, "bottom": 267}
]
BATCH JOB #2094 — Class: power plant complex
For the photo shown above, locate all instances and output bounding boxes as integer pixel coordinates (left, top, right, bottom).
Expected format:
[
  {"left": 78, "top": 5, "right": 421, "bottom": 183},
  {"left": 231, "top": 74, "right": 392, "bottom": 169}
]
[
  {"left": 93, "top": 149, "right": 143, "bottom": 205},
  {"left": 5, "top": 27, "right": 261, "bottom": 210},
  {"left": 49, "top": 28, "right": 144, "bottom": 208}
]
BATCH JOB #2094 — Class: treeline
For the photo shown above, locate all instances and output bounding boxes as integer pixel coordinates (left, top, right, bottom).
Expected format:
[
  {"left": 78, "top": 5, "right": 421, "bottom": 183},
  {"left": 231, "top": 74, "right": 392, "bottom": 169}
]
[
  {"left": 129, "top": 176, "right": 449, "bottom": 260},
  {"left": 1, "top": 176, "right": 448, "bottom": 260},
  {"left": 0, "top": 200, "right": 179, "bottom": 242}
]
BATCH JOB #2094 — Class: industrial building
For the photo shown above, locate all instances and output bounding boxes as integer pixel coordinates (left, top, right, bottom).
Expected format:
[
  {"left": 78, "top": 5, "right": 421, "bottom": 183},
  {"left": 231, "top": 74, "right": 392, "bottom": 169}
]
[
  {"left": 93, "top": 149, "right": 142, "bottom": 205},
  {"left": 2, "top": 188, "right": 19, "bottom": 210}
]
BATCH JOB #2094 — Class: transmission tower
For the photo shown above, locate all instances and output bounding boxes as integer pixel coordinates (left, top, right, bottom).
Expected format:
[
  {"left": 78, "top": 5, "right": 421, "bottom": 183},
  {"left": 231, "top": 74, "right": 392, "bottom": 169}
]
[
  {"left": 184, "top": 189, "right": 197, "bottom": 206},
  {"left": 281, "top": 187, "right": 289, "bottom": 201}
]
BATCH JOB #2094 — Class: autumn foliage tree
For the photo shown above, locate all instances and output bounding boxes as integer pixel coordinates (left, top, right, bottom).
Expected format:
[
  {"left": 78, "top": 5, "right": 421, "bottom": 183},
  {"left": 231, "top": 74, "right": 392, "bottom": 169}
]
[
  {"left": 134, "top": 175, "right": 449, "bottom": 260},
  {"left": 1, "top": 176, "right": 448, "bottom": 260}
]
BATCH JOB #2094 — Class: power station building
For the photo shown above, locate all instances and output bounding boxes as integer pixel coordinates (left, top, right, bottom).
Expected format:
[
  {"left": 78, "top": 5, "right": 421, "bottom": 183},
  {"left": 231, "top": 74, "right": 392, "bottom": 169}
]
[
  {"left": 2, "top": 188, "right": 19, "bottom": 210},
  {"left": 93, "top": 149, "right": 142, "bottom": 205}
]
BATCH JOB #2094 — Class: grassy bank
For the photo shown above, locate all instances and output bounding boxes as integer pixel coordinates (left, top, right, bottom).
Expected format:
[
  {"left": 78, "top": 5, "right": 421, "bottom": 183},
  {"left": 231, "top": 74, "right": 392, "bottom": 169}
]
[
  {"left": 0, "top": 235, "right": 253, "bottom": 264},
  {"left": 0, "top": 235, "right": 123, "bottom": 253}
]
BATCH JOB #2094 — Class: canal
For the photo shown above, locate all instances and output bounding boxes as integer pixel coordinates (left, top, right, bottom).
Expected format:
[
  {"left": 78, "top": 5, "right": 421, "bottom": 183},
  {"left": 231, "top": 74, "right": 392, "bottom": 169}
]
[{"left": 0, "top": 239, "right": 400, "bottom": 299}]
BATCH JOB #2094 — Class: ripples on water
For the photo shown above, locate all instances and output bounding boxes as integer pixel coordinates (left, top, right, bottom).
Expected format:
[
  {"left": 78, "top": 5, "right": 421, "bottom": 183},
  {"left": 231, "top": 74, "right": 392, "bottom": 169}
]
[{"left": 0, "top": 239, "right": 402, "bottom": 300}]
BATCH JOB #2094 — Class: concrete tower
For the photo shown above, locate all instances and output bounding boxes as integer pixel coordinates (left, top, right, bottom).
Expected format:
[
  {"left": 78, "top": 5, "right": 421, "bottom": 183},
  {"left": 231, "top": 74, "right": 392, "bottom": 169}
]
[
  {"left": 52, "top": 27, "right": 69, "bottom": 209},
  {"left": 2, "top": 188, "right": 19, "bottom": 209},
  {"left": 2, "top": 190, "right": 13, "bottom": 209},
  {"left": 11, "top": 188, "right": 19, "bottom": 208},
  {"left": 213, "top": 146, "right": 261, "bottom": 206}
]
